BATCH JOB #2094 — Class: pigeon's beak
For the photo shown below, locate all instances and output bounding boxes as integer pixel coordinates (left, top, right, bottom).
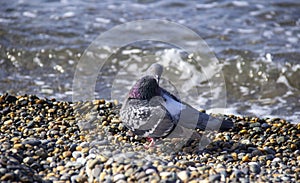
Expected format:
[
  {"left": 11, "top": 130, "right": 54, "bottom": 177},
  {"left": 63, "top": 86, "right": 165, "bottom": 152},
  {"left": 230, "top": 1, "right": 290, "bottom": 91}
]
[{"left": 155, "top": 75, "right": 160, "bottom": 84}]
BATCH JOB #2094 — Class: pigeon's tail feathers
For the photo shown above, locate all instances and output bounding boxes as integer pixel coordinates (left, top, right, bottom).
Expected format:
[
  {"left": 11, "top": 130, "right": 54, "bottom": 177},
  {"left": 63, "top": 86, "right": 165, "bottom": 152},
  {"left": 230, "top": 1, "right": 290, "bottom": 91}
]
[
  {"left": 219, "top": 119, "right": 234, "bottom": 131},
  {"left": 195, "top": 112, "right": 210, "bottom": 130},
  {"left": 175, "top": 104, "right": 234, "bottom": 131},
  {"left": 198, "top": 114, "right": 234, "bottom": 131}
]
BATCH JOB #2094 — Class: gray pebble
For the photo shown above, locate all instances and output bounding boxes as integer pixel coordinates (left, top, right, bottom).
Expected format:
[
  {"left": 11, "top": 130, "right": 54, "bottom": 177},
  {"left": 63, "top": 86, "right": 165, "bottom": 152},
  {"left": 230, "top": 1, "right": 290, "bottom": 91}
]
[
  {"left": 177, "top": 171, "right": 189, "bottom": 182},
  {"left": 60, "top": 174, "right": 70, "bottom": 180},
  {"left": 252, "top": 149, "right": 263, "bottom": 156},
  {"left": 80, "top": 142, "right": 89, "bottom": 148},
  {"left": 0, "top": 168, "right": 7, "bottom": 174},
  {"left": 145, "top": 168, "right": 156, "bottom": 175},
  {"left": 22, "top": 139, "right": 41, "bottom": 146},
  {"left": 248, "top": 162, "right": 260, "bottom": 174},
  {"left": 69, "top": 144, "right": 77, "bottom": 151},
  {"left": 281, "top": 176, "right": 291, "bottom": 181},
  {"left": 261, "top": 123, "right": 270, "bottom": 128},
  {"left": 72, "top": 151, "right": 83, "bottom": 159},
  {"left": 272, "top": 157, "right": 281, "bottom": 163},
  {"left": 276, "top": 136, "right": 285, "bottom": 144},
  {"left": 35, "top": 149, "right": 47, "bottom": 158},
  {"left": 49, "top": 162, "right": 56, "bottom": 168},
  {"left": 92, "top": 165, "right": 102, "bottom": 178},
  {"left": 239, "top": 177, "right": 250, "bottom": 183},
  {"left": 23, "top": 157, "right": 34, "bottom": 165},
  {"left": 249, "top": 122, "right": 261, "bottom": 128},
  {"left": 113, "top": 174, "right": 126, "bottom": 181},
  {"left": 263, "top": 147, "right": 275, "bottom": 155},
  {"left": 234, "top": 169, "right": 244, "bottom": 178},
  {"left": 253, "top": 127, "right": 261, "bottom": 132},
  {"left": 77, "top": 157, "right": 87, "bottom": 165},
  {"left": 116, "top": 180, "right": 127, "bottom": 183},
  {"left": 66, "top": 161, "right": 84, "bottom": 168},
  {"left": 136, "top": 171, "right": 146, "bottom": 179},
  {"left": 209, "top": 173, "right": 221, "bottom": 182}
]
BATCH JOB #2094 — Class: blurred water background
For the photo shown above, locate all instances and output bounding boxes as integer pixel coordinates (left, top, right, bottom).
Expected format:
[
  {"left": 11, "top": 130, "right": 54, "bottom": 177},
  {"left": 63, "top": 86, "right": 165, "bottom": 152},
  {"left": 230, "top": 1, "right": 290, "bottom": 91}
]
[{"left": 0, "top": 0, "right": 299, "bottom": 123}]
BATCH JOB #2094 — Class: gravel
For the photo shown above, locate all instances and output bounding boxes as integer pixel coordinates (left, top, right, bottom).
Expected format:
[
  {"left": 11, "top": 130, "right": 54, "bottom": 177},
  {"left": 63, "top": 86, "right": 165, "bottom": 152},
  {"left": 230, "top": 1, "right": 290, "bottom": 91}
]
[{"left": 0, "top": 93, "right": 299, "bottom": 182}]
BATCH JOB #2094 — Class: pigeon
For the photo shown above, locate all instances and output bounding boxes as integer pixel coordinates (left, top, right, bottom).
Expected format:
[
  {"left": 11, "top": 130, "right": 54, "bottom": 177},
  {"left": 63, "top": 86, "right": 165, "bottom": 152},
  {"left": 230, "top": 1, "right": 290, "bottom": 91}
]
[{"left": 120, "top": 63, "right": 234, "bottom": 147}]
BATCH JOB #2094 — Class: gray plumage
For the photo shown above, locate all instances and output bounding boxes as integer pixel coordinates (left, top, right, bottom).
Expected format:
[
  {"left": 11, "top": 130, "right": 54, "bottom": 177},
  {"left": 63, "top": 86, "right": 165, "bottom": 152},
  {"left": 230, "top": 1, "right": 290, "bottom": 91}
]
[{"left": 120, "top": 63, "right": 233, "bottom": 139}]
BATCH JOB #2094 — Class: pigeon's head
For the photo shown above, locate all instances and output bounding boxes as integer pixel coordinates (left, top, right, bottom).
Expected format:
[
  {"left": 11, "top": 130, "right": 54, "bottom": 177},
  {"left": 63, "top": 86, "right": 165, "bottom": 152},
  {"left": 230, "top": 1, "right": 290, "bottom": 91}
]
[
  {"left": 147, "top": 63, "right": 163, "bottom": 83},
  {"left": 128, "top": 76, "right": 160, "bottom": 100}
]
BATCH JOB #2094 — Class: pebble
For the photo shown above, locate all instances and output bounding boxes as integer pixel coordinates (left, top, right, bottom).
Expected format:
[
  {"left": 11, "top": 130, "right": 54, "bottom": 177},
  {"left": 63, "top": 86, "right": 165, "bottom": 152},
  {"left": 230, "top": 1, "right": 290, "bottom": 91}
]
[
  {"left": 249, "top": 122, "right": 261, "bottom": 128},
  {"left": 113, "top": 174, "right": 126, "bottom": 182},
  {"left": 261, "top": 123, "right": 270, "bottom": 128},
  {"left": 177, "top": 171, "right": 189, "bottom": 182},
  {"left": 272, "top": 157, "right": 281, "bottom": 163},
  {"left": 92, "top": 165, "right": 102, "bottom": 177},
  {"left": 62, "top": 151, "right": 72, "bottom": 158},
  {"left": 72, "top": 151, "right": 83, "bottom": 159},
  {"left": 248, "top": 162, "right": 260, "bottom": 174},
  {"left": 145, "top": 168, "right": 156, "bottom": 175},
  {"left": 263, "top": 147, "right": 276, "bottom": 155},
  {"left": 242, "top": 155, "right": 250, "bottom": 162},
  {"left": 99, "top": 171, "right": 106, "bottom": 181},
  {"left": 23, "top": 157, "right": 34, "bottom": 165},
  {"left": 13, "top": 143, "right": 23, "bottom": 149},
  {"left": 209, "top": 173, "right": 221, "bottom": 182},
  {"left": 276, "top": 136, "right": 285, "bottom": 144},
  {"left": 160, "top": 172, "right": 172, "bottom": 179}
]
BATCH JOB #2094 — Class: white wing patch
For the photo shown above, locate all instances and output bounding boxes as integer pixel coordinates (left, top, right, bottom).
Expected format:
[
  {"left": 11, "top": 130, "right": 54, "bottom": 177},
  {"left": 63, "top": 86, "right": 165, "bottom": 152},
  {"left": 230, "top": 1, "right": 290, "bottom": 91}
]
[{"left": 163, "top": 93, "right": 185, "bottom": 117}]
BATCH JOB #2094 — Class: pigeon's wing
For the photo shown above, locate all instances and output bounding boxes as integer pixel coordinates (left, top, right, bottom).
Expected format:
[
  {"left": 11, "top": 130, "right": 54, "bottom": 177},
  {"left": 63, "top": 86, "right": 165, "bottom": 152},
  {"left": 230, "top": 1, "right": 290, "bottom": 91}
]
[
  {"left": 120, "top": 97, "right": 176, "bottom": 138},
  {"left": 161, "top": 88, "right": 233, "bottom": 131}
]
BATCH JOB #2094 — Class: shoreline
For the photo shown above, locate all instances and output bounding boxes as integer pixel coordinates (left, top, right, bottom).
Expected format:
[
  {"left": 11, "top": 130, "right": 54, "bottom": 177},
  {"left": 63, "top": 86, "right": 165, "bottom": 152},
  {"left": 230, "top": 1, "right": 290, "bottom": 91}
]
[{"left": 0, "top": 94, "right": 299, "bottom": 182}]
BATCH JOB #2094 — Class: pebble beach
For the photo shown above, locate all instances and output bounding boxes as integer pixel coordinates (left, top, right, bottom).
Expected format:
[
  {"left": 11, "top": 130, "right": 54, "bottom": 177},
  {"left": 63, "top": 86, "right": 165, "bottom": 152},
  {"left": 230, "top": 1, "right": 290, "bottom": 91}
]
[{"left": 0, "top": 93, "right": 299, "bottom": 183}]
